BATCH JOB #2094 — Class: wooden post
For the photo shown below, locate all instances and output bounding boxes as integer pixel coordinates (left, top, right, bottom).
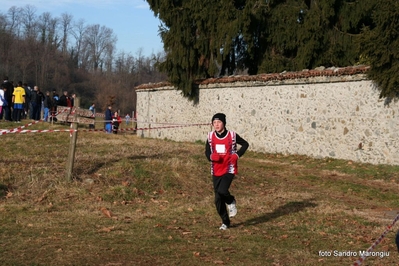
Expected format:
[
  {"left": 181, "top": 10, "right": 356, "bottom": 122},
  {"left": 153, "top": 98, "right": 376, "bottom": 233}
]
[{"left": 66, "top": 97, "right": 79, "bottom": 181}]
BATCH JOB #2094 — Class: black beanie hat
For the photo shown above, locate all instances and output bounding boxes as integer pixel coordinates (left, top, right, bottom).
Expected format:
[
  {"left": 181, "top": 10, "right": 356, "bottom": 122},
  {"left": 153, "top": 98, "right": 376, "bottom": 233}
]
[{"left": 211, "top": 113, "right": 226, "bottom": 125}]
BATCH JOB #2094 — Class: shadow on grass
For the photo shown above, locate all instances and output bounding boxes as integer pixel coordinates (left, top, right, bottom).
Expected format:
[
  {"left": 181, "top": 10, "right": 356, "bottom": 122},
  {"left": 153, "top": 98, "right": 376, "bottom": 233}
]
[
  {"left": 0, "top": 184, "right": 8, "bottom": 198},
  {"left": 235, "top": 199, "right": 317, "bottom": 227}
]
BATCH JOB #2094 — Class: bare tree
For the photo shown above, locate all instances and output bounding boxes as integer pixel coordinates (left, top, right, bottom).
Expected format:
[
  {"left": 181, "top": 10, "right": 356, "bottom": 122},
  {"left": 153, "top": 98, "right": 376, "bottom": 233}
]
[
  {"left": 70, "top": 19, "right": 87, "bottom": 68},
  {"left": 0, "top": 11, "right": 15, "bottom": 76},
  {"left": 20, "top": 5, "right": 37, "bottom": 39},
  {"left": 0, "top": 12, "right": 8, "bottom": 31},
  {"left": 104, "top": 44, "right": 115, "bottom": 75},
  {"left": 83, "top": 24, "right": 117, "bottom": 72},
  {"left": 36, "top": 12, "right": 60, "bottom": 86},
  {"left": 60, "top": 13, "right": 73, "bottom": 54},
  {"left": 38, "top": 12, "right": 59, "bottom": 46},
  {"left": 7, "top": 6, "right": 22, "bottom": 36},
  {"left": 0, "top": 4, "right": 166, "bottom": 115},
  {"left": 10, "top": 6, "right": 39, "bottom": 83}
]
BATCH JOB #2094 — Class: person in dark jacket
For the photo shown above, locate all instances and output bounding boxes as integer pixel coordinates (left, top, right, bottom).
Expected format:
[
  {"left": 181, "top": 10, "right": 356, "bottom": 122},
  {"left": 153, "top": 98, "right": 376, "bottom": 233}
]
[
  {"left": 58, "top": 91, "right": 70, "bottom": 107},
  {"left": 50, "top": 90, "right": 59, "bottom": 121},
  {"left": 31, "top": 86, "right": 44, "bottom": 121},
  {"left": 23, "top": 83, "right": 32, "bottom": 119},
  {"left": 105, "top": 105, "right": 112, "bottom": 133},
  {"left": 43, "top": 91, "right": 53, "bottom": 122},
  {"left": 205, "top": 113, "right": 249, "bottom": 230}
]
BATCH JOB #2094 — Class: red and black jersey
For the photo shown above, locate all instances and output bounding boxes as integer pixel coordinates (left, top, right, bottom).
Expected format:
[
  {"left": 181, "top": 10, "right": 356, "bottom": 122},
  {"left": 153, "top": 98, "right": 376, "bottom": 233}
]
[
  {"left": 205, "top": 129, "right": 249, "bottom": 176},
  {"left": 207, "top": 130, "right": 238, "bottom": 176}
]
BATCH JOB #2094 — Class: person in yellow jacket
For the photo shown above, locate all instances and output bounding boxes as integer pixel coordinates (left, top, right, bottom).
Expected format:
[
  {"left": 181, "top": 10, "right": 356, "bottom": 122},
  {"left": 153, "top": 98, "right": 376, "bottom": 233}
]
[{"left": 12, "top": 81, "right": 25, "bottom": 123}]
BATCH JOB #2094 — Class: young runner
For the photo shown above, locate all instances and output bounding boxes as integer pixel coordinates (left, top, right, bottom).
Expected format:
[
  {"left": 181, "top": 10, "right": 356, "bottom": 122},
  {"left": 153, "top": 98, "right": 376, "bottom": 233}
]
[{"left": 205, "top": 113, "right": 249, "bottom": 230}]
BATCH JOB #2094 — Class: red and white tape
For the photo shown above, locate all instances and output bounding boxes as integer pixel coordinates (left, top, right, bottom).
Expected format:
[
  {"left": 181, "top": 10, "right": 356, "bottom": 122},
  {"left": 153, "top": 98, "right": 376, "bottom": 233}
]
[
  {"left": 135, "top": 120, "right": 209, "bottom": 126},
  {"left": 1, "top": 122, "right": 209, "bottom": 135},
  {"left": 353, "top": 212, "right": 399, "bottom": 265},
  {"left": 135, "top": 123, "right": 209, "bottom": 130},
  {"left": 0, "top": 110, "right": 71, "bottom": 135},
  {"left": 0, "top": 120, "right": 42, "bottom": 135},
  {"left": 79, "top": 123, "right": 209, "bottom": 132},
  {"left": 5, "top": 129, "right": 76, "bottom": 134}
]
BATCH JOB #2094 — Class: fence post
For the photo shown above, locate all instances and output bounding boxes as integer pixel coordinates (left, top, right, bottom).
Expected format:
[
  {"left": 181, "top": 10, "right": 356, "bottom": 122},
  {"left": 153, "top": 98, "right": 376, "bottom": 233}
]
[{"left": 66, "top": 97, "right": 79, "bottom": 181}]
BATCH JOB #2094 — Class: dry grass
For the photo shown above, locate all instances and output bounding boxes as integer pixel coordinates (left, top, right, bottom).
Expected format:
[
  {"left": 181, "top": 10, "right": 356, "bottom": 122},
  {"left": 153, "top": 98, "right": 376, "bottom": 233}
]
[{"left": 1, "top": 120, "right": 399, "bottom": 266}]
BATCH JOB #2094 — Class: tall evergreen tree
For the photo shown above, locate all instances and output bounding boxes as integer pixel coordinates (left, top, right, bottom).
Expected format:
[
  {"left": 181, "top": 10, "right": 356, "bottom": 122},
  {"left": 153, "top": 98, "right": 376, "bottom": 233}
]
[
  {"left": 146, "top": 0, "right": 264, "bottom": 98},
  {"left": 358, "top": 0, "right": 399, "bottom": 98},
  {"left": 147, "top": 0, "right": 377, "bottom": 98},
  {"left": 147, "top": 1, "right": 201, "bottom": 98},
  {"left": 260, "top": 0, "right": 376, "bottom": 73}
]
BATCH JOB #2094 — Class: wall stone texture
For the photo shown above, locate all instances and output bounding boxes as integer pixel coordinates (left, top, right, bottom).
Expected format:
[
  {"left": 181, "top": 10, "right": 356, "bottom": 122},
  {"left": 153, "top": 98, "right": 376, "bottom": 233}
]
[{"left": 136, "top": 66, "right": 399, "bottom": 165}]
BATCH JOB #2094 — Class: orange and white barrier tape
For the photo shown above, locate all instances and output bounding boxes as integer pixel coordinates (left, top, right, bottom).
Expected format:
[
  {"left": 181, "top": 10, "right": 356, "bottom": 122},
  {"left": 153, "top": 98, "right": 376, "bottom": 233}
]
[{"left": 353, "top": 212, "right": 399, "bottom": 265}]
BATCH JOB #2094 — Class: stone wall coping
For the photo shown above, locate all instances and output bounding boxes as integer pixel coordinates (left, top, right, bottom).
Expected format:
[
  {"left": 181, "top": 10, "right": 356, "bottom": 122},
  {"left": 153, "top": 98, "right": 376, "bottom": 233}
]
[{"left": 135, "top": 65, "right": 370, "bottom": 91}]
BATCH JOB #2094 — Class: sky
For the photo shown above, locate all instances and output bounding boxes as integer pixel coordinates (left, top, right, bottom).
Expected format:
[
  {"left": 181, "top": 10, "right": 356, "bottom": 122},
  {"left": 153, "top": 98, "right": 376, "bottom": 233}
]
[{"left": 1, "top": 0, "right": 164, "bottom": 57}]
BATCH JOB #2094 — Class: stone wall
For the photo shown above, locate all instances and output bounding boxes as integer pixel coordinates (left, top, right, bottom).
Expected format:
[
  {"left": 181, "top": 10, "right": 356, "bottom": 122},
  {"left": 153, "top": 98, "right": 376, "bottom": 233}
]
[{"left": 136, "top": 66, "right": 399, "bottom": 165}]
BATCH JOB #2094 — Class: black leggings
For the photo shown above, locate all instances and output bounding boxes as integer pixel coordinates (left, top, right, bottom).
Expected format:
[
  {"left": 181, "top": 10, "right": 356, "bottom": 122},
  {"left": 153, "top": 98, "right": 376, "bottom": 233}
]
[
  {"left": 212, "top": 173, "right": 235, "bottom": 226},
  {"left": 13, "top": 108, "right": 23, "bottom": 122}
]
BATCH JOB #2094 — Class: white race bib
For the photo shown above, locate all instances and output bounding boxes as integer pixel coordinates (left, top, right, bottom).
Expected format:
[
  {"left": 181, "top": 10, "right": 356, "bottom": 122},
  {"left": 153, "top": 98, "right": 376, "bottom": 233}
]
[{"left": 215, "top": 144, "right": 226, "bottom": 154}]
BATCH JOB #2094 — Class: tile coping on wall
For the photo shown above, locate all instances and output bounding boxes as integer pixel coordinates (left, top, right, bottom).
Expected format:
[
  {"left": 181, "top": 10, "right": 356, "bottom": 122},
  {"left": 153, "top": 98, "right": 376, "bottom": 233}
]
[{"left": 135, "top": 65, "right": 370, "bottom": 91}]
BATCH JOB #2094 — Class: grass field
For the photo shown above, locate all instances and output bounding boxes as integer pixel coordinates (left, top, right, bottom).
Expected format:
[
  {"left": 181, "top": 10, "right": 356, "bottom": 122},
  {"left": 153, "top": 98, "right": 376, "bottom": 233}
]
[{"left": 1, "top": 120, "right": 399, "bottom": 266}]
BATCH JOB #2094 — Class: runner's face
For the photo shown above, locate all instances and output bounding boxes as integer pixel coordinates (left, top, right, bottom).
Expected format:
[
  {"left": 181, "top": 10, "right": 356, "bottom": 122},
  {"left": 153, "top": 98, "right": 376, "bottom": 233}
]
[{"left": 212, "top": 120, "right": 225, "bottom": 133}]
